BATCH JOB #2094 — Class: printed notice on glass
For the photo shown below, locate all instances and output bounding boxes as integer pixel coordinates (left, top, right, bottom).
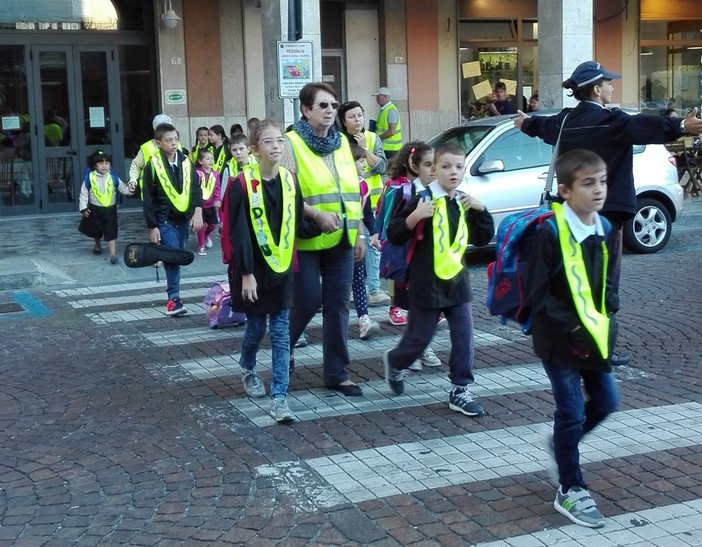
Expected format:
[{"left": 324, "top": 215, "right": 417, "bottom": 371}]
[
  {"left": 1, "top": 116, "right": 21, "bottom": 131},
  {"left": 472, "top": 80, "right": 493, "bottom": 100},
  {"left": 89, "top": 107, "right": 105, "bottom": 128},
  {"left": 277, "top": 41, "right": 314, "bottom": 98},
  {"left": 462, "top": 61, "right": 481, "bottom": 79}
]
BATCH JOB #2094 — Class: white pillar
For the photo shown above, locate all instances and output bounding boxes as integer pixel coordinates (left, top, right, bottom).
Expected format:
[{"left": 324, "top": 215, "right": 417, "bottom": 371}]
[{"left": 538, "top": 0, "right": 594, "bottom": 109}]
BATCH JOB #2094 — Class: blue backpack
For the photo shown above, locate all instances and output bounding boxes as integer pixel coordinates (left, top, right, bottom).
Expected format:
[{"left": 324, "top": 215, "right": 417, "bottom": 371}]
[
  {"left": 377, "top": 183, "right": 429, "bottom": 282},
  {"left": 486, "top": 207, "right": 554, "bottom": 333},
  {"left": 487, "top": 206, "right": 612, "bottom": 334}
]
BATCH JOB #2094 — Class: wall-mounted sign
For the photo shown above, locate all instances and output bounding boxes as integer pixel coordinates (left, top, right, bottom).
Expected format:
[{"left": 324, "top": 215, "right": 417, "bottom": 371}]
[
  {"left": 277, "top": 41, "right": 313, "bottom": 98},
  {"left": 164, "top": 89, "right": 187, "bottom": 105}
]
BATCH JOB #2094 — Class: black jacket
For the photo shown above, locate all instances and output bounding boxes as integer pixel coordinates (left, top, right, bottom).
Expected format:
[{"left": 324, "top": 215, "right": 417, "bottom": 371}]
[
  {"left": 228, "top": 171, "right": 317, "bottom": 315},
  {"left": 525, "top": 218, "right": 619, "bottom": 371},
  {"left": 387, "top": 190, "right": 494, "bottom": 309},
  {"left": 521, "top": 102, "right": 683, "bottom": 221},
  {"left": 142, "top": 150, "right": 202, "bottom": 228}
]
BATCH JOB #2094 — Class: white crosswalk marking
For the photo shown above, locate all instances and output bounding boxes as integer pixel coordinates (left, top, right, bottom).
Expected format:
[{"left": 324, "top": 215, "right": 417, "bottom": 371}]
[
  {"left": 50, "top": 277, "right": 702, "bottom": 543},
  {"left": 256, "top": 402, "right": 702, "bottom": 504},
  {"left": 475, "top": 499, "right": 702, "bottom": 546}
]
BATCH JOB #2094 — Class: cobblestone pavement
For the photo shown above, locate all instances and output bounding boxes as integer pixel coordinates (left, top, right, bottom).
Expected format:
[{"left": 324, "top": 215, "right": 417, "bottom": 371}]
[{"left": 0, "top": 198, "right": 701, "bottom": 546}]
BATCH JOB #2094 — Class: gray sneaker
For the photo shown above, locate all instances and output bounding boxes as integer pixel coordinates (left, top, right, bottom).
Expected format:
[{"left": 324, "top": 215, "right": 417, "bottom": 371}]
[
  {"left": 448, "top": 387, "right": 484, "bottom": 416},
  {"left": 384, "top": 350, "right": 407, "bottom": 395},
  {"left": 554, "top": 486, "right": 605, "bottom": 528},
  {"left": 419, "top": 346, "right": 441, "bottom": 367},
  {"left": 368, "top": 290, "right": 391, "bottom": 306},
  {"left": 242, "top": 371, "right": 265, "bottom": 398},
  {"left": 271, "top": 396, "right": 295, "bottom": 423}
]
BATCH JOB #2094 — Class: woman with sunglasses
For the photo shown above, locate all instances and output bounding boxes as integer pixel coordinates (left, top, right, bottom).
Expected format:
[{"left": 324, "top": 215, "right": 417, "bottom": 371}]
[
  {"left": 282, "top": 82, "right": 366, "bottom": 397},
  {"left": 338, "top": 100, "right": 390, "bottom": 308}
]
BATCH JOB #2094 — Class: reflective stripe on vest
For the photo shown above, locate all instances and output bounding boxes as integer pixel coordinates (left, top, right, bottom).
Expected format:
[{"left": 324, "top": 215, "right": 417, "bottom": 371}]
[
  {"left": 376, "top": 103, "right": 402, "bottom": 151},
  {"left": 552, "top": 202, "right": 610, "bottom": 360},
  {"left": 226, "top": 158, "right": 239, "bottom": 179},
  {"left": 213, "top": 146, "right": 227, "bottom": 175},
  {"left": 286, "top": 131, "right": 361, "bottom": 251},
  {"left": 89, "top": 171, "right": 114, "bottom": 207},
  {"left": 364, "top": 131, "right": 384, "bottom": 209},
  {"left": 199, "top": 170, "right": 216, "bottom": 201},
  {"left": 190, "top": 144, "right": 213, "bottom": 163},
  {"left": 243, "top": 164, "right": 297, "bottom": 273},
  {"left": 432, "top": 196, "right": 469, "bottom": 280},
  {"left": 150, "top": 155, "right": 193, "bottom": 213}
]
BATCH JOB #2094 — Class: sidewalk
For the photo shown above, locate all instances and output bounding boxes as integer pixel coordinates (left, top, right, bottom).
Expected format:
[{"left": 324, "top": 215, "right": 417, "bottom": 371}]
[{"left": 0, "top": 209, "right": 228, "bottom": 290}]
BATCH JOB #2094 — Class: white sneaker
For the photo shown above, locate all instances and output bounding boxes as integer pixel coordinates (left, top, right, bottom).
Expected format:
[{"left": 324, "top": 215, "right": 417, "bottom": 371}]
[
  {"left": 358, "top": 314, "right": 379, "bottom": 339},
  {"left": 419, "top": 347, "right": 441, "bottom": 367},
  {"left": 368, "top": 290, "right": 391, "bottom": 306},
  {"left": 205, "top": 236, "right": 213, "bottom": 249},
  {"left": 271, "top": 396, "right": 295, "bottom": 423},
  {"left": 409, "top": 361, "right": 422, "bottom": 371}
]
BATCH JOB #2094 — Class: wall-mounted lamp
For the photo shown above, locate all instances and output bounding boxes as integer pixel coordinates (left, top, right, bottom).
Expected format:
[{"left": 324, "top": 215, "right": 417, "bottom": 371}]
[
  {"left": 161, "top": 0, "right": 181, "bottom": 29},
  {"left": 640, "top": 47, "right": 653, "bottom": 56}
]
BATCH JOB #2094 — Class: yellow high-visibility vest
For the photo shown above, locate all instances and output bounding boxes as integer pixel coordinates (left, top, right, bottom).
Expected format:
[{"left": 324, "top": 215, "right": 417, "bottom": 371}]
[
  {"left": 432, "top": 196, "right": 469, "bottom": 280},
  {"left": 552, "top": 202, "right": 610, "bottom": 360},
  {"left": 376, "top": 102, "right": 402, "bottom": 152},
  {"left": 199, "top": 170, "right": 217, "bottom": 201},
  {"left": 286, "top": 132, "right": 361, "bottom": 251},
  {"left": 150, "top": 155, "right": 193, "bottom": 213},
  {"left": 88, "top": 171, "right": 115, "bottom": 207},
  {"left": 364, "top": 131, "right": 384, "bottom": 210},
  {"left": 242, "top": 164, "right": 297, "bottom": 273}
]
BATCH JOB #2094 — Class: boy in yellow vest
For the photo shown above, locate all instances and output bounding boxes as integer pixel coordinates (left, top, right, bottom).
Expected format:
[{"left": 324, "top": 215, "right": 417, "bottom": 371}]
[
  {"left": 383, "top": 143, "right": 493, "bottom": 416},
  {"left": 142, "top": 123, "right": 203, "bottom": 316},
  {"left": 525, "top": 149, "right": 619, "bottom": 529}
]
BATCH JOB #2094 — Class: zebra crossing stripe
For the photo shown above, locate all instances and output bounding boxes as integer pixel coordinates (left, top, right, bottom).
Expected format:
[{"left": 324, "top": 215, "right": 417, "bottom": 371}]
[
  {"left": 53, "top": 275, "right": 223, "bottom": 299},
  {"left": 475, "top": 498, "right": 702, "bottom": 546},
  {"left": 232, "top": 362, "right": 547, "bottom": 427},
  {"left": 255, "top": 402, "right": 702, "bottom": 505}
]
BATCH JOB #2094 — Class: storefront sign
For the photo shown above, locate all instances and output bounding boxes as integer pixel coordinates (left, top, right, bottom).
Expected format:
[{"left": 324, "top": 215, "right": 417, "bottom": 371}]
[
  {"left": 277, "top": 41, "right": 313, "bottom": 98},
  {"left": 164, "top": 89, "right": 187, "bottom": 105}
]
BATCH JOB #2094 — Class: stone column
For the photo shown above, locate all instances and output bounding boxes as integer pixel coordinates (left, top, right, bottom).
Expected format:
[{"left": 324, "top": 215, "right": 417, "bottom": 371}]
[{"left": 537, "top": 0, "right": 593, "bottom": 109}]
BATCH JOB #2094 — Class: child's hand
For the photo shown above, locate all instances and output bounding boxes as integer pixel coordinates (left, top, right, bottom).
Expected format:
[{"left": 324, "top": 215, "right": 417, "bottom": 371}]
[
  {"left": 127, "top": 181, "right": 137, "bottom": 194},
  {"left": 459, "top": 193, "right": 485, "bottom": 212},
  {"left": 81, "top": 208, "right": 90, "bottom": 218},
  {"left": 370, "top": 233, "right": 381, "bottom": 250},
  {"left": 149, "top": 227, "right": 161, "bottom": 244},
  {"left": 191, "top": 208, "right": 204, "bottom": 232},
  {"left": 414, "top": 196, "right": 435, "bottom": 219},
  {"left": 242, "top": 274, "right": 258, "bottom": 302}
]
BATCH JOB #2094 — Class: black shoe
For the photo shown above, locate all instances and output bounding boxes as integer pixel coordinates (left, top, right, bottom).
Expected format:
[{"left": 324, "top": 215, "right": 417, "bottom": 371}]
[
  {"left": 328, "top": 383, "right": 363, "bottom": 397},
  {"left": 289, "top": 356, "right": 295, "bottom": 374},
  {"left": 384, "top": 350, "right": 407, "bottom": 396},
  {"left": 610, "top": 352, "right": 631, "bottom": 367}
]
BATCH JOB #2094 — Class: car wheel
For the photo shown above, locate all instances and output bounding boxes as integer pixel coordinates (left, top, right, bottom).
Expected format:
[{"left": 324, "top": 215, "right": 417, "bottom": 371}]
[{"left": 623, "top": 197, "right": 672, "bottom": 254}]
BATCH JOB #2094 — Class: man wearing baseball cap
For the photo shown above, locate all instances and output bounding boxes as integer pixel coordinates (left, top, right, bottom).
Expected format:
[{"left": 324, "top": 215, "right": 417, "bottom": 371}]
[{"left": 372, "top": 87, "right": 403, "bottom": 158}]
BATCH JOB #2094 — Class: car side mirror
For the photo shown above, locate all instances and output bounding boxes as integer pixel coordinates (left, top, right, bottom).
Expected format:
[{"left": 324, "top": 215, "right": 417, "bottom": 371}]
[{"left": 478, "top": 159, "right": 505, "bottom": 174}]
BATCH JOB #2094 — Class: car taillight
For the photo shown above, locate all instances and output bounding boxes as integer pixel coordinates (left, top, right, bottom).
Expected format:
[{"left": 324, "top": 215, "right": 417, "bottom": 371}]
[{"left": 668, "top": 154, "right": 677, "bottom": 167}]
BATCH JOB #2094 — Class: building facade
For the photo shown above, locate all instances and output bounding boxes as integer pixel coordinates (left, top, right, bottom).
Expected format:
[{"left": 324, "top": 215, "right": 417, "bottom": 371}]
[{"left": 0, "top": 0, "right": 700, "bottom": 216}]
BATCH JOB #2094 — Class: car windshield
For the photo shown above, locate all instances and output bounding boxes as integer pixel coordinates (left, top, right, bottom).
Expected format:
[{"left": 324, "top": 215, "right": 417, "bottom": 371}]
[{"left": 430, "top": 125, "right": 494, "bottom": 155}]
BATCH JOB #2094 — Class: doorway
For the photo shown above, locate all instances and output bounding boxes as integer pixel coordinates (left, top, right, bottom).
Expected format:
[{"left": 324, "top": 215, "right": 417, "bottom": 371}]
[{"left": 28, "top": 46, "right": 122, "bottom": 214}]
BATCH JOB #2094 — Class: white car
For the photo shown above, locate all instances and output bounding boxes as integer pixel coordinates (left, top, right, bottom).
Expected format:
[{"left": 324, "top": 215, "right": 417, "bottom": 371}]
[{"left": 429, "top": 113, "right": 684, "bottom": 253}]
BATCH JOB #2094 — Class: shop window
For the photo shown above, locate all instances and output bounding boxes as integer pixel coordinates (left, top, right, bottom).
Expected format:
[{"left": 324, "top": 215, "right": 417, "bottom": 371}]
[
  {"left": 0, "top": 0, "right": 151, "bottom": 31},
  {"left": 640, "top": 19, "right": 702, "bottom": 116}
]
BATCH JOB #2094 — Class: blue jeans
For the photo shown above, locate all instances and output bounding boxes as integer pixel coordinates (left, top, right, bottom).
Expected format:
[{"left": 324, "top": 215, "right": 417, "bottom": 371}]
[
  {"left": 388, "top": 301, "right": 475, "bottom": 386},
  {"left": 543, "top": 364, "right": 619, "bottom": 490},
  {"left": 290, "top": 244, "right": 354, "bottom": 386},
  {"left": 364, "top": 239, "right": 381, "bottom": 294},
  {"left": 158, "top": 220, "right": 190, "bottom": 300},
  {"left": 239, "top": 310, "right": 290, "bottom": 399}
]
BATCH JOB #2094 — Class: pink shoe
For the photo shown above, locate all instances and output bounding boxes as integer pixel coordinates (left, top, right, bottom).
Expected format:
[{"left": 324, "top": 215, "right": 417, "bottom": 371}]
[{"left": 388, "top": 306, "right": 408, "bottom": 326}]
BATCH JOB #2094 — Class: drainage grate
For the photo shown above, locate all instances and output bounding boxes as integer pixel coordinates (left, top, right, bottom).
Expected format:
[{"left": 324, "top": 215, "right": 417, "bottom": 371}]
[{"left": 0, "top": 302, "right": 24, "bottom": 314}]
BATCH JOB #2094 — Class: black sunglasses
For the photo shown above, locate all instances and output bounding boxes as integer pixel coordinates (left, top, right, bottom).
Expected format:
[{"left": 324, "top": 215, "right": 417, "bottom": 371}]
[{"left": 315, "top": 101, "right": 340, "bottom": 110}]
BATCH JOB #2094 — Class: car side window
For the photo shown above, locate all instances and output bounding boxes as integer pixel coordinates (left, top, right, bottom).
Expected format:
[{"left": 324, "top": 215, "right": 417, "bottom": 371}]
[{"left": 485, "top": 130, "right": 551, "bottom": 172}]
